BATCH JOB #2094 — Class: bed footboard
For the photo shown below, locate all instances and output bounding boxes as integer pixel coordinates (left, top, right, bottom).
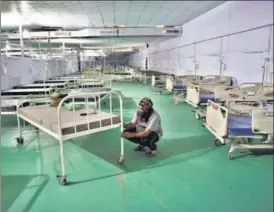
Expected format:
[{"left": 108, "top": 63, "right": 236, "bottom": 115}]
[
  {"left": 151, "top": 75, "right": 157, "bottom": 87},
  {"left": 185, "top": 83, "right": 200, "bottom": 107},
  {"left": 204, "top": 100, "right": 228, "bottom": 145},
  {"left": 165, "top": 77, "right": 174, "bottom": 92},
  {"left": 252, "top": 109, "right": 274, "bottom": 134}
]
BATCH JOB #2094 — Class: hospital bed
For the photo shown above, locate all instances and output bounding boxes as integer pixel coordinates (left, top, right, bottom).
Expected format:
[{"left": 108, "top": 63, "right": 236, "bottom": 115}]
[
  {"left": 196, "top": 75, "right": 235, "bottom": 86},
  {"left": 54, "top": 76, "right": 83, "bottom": 80},
  {"left": 132, "top": 70, "right": 168, "bottom": 85},
  {"left": 103, "top": 68, "right": 134, "bottom": 82},
  {"left": 165, "top": 75, "right": 203, "bottom": 104},
  {"left": 13, "top": 82, "right": 68, "bottom": 89},
  {"left": 34, "top": 79, "right": 74, "bottom": 84},
  {"left": 1, "top": 87, "right": 110, "bottom": 115},
  {"left": 1, "top": 98, "right": 30, "bottom": 115},
  {"left": 1, "top": 88, "right": 55, "bottom": 98},
  {"left": 34, "top": 79, "right": 77, "bottom": 88},
  {"left": 15, "top": 90, "right": 125, "bottom": 186},
  {"left": 214, "top": 83, "right": 273, "bottom": 103},
  {"left": 185, "top": 76, "right": 236, "bottom": 119},
  {"left": 214, "top": 83, "right": 273, "bottom": 113},
  {"left": 204, "top": 100, "right": 273, "bottom": 159},
  {"left": 151, "top": 74, "right": 172, "bottom": 94},
  {"left": 1, "top": 97, "right": 50, "bottom": 115}
]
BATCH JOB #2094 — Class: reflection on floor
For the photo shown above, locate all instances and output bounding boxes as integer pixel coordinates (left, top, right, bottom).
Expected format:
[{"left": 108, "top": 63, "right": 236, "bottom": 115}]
[{"left": 1, "top": 82, "right": 273, "bottom": 212}]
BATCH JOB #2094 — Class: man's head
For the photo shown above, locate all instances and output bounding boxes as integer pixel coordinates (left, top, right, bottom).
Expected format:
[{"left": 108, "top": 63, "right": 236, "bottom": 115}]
[{"left": 137, "top": 97, "right": 154, "bottom": 121}]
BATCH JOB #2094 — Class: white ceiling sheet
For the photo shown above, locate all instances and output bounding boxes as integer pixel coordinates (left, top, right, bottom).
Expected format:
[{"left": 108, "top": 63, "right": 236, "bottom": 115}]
[
  {"left": 1, "top": 1, "right": 225, "bottom": 49},
  {"left": 1, "top": 1, "right": 225, "bottom": 28}
]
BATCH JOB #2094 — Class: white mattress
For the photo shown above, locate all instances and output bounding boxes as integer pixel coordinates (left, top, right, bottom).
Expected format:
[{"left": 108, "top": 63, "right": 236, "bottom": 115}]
[{"left": 18, "top": 105, "right": 121, "bottom": 136}]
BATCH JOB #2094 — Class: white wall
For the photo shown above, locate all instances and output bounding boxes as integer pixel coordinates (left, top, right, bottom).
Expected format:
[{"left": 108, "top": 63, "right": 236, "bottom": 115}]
[
  {"left": 129, "top": 1, "right": 274, "bottom": 83},
  {"left": 1, "top": 54, "right": 78, "bottom": 90}
]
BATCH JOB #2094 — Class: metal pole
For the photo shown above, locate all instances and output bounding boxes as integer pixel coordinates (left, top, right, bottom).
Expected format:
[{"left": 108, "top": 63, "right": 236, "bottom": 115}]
[
  {"left": 19, "top": 24, "right": 24, "bottom": 57},
  {"left": 219, "top": 37, "right": 223, "bottom": 76},
  {"left": 265, "top": 25, "right": 273, "bottom": 83},
  {"left": 193, "top": 44, "right": 197, "bottom": 77},
  {"left": 48, "top": 31, "right": 51, "bottom": 57}
]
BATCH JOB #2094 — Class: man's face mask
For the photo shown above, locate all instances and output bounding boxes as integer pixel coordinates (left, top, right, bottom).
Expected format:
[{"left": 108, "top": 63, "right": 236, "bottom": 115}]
[{"left": 138, "top": 105, "right": 148, "bottom": 115}]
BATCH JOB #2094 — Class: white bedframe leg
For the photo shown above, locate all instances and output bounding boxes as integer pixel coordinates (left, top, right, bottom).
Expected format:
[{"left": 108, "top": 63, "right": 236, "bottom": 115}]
[
  {"left": 228, "top": 143, "right": 235, "bottom": 160},
  {"left": 57, "top": 139, "right": 68, "bottom": 185},
  {"left": 16, "top": 114, "right": 24, "bottom": 144},
  {"left": 117, "top": 137, "right": 124, "bottom": 165}
]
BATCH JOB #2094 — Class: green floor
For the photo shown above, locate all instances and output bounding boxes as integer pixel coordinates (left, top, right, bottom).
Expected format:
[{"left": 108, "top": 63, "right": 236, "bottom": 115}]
[{"left": 1, "top": 82, "right": 273, "bottom": 212}]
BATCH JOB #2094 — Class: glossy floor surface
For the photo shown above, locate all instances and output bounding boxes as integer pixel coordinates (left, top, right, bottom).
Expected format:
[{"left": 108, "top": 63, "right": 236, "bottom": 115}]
[{"left": 1, "top": 82, "right": 273, "bottom": 212}]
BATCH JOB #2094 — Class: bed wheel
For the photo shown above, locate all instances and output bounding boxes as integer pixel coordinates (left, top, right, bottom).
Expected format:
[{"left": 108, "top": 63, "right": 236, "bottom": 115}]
[
  {"left": 214, "top": 139, "right": 222, "bottom": 147},
  {"left": 57, "top": 175, "right": 68, "bottom": 186},
  {"left": 228, "top": 152, "right": 233, "bottom": 160},
  {"left": 16, "top": 137, "right": 24, "bottom": 144},
  {"left": 117, "top": 157, "right": 124, "bottom": 165},
  {"left": 195, "top": 113, "right": 200, "bottom": 120}
]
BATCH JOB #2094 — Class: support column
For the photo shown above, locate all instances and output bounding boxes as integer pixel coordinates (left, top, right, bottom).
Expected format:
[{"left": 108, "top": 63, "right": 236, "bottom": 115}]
[
  {"left": 19, "top": 24, "right": 24, "bottom": 57},
  {"left": 77, "top": 47, "right": 81, "bottom": 72},
  {"left": 47, "top": 31, "right": 51, "bottom": 57}
]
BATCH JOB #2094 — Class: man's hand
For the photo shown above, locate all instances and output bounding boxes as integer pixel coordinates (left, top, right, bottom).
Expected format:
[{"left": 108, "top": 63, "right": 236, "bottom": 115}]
[
  {"left": 123, "top": 123, "right": 130, "bottom": 128},
  {"left": 121, "top": 132, "right": 135, "bottom": 138}
]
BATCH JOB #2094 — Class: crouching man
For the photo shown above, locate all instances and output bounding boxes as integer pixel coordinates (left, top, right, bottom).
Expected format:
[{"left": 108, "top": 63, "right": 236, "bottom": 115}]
[{"left": 121, "top": 97, "right": 163, "bottom": 157}]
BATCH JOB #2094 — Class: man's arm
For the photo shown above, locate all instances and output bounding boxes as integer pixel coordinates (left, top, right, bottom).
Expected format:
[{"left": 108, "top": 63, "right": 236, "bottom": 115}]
[
  {"left": 132, "top": 115, "right": 158, "bottom": 137},
  {"left": 124, "top": 113, "right": 137, "bottom": 127},
  {"left": 133, "top": 128, "right": 152, "bottom": 137}
]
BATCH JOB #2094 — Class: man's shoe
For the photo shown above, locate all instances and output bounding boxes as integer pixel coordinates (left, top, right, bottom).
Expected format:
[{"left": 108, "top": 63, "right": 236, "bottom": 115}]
[{"left": 134, "top": 145, "right": 144, "bottom": 151}]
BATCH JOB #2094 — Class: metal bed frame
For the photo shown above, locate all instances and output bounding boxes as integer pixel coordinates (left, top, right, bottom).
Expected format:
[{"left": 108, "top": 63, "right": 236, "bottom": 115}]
[{"left": 15, "top": 90, "right": 124, "bottom": 186}]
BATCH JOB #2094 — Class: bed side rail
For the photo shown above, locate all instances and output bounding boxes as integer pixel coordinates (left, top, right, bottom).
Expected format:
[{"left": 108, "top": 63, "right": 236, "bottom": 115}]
[
  {"left": 206, "top": 100, "right": 228, "bottom": 137},
  {"left": 214, "top": 85, "right": 240, "bottom": 101},
  {"left": 16, "top": 94, "right": 50, "bottom": 109},
  {"left": 252, "top": 109, "right": 274, "bottom": 134},
  {"left": 255, "top": 84, "right": 274, "bottom": 100},
  {"left": 57, "top": 90, "right": 123, "bottom": 136},
  {"left": 225, "top": 99, "right": 264, "bottom": 115},
  {"left": 239, "top": 82, "right": 263, "bottom": 96}
]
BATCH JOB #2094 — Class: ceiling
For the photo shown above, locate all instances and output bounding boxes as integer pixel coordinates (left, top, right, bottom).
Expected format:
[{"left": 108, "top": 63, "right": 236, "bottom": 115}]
[{"left": 1, "top": 1, "right": 225, "bottom": 51}]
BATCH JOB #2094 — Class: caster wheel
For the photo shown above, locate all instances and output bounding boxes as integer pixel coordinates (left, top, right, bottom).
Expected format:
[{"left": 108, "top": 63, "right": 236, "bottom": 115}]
[
  {"left": 57, "top": 175, "right": 68, "bottom": 186},
  {"left": 59, "top": 178, "right": 68, "bottom": 186},
  {"left": 16, "top": 137, "right": 24, "bottom": 144},
  {"left": 117, "top": 158, "right": 124, "bottom": 165},
  {"left": 195, "top": 113, "right": 200, "bottom": 120},
  {"left": 228, "top": 153, "right": 233, "bottom": 160},
  {"left": 247, "top": 138, "right": 253, "bottom": 144},
  {"left": 214, "top": 138, "right": 222, "bottom": 147}
]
